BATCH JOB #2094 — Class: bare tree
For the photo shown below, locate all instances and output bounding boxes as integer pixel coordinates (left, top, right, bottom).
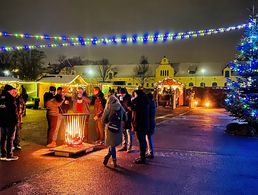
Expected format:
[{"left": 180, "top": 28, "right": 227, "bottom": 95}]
[
  {"left": 134, "top": 55, "right": 150, "bottom": 87},
  {"left": 98, "top": 58, "right": 111, "bottom": 82},
  {"left": 57, "top": 55, "right": 67, "bottom": 65},
  {"left": 16, "top": 50, "right": 46, "bottom": 80}
]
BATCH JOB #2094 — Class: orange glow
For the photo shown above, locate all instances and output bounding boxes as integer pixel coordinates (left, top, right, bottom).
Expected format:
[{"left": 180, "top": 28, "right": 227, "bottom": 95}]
[
  {"left": 63, "top": 113, "right": 87, "bottom": 146},
  {"left": 205, "top": 102, "right": 210, "bottom": 108}
]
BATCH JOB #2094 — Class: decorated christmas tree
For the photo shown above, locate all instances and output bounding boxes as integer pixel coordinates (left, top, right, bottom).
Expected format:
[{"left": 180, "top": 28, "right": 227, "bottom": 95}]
[{"left": 225, "top": 8, "right": 258, "bottom": 126}]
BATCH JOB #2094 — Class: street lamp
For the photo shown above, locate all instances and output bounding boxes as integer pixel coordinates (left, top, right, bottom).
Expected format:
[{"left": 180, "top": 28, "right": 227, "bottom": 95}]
[{"left": 85, "top": 69, "right": 94, "bottom": 76}]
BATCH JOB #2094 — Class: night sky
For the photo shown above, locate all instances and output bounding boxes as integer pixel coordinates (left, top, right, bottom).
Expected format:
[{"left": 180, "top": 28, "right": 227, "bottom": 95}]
[{"left": 0, "top": 0, "right": 256, "bottom": 64}]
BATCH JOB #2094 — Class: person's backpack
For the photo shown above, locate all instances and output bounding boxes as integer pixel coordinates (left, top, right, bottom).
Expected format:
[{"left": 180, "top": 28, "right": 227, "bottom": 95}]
[{"left": 108, "top": 108, "right": 121, "bottom": 133}]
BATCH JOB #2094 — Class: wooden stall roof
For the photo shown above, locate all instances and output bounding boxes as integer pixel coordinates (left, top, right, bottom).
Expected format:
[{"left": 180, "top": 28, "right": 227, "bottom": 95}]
[{"left": 37, "top": 75, "right": 88, "bottom": 85}]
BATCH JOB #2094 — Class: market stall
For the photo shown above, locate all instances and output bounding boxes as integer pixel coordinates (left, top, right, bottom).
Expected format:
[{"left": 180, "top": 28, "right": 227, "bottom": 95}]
[
  {"left": 37, "top": 74, "right": 89, "bottom": 108},
  {"left": 155, "top": 78, "right": 184, "bottom": 109}
]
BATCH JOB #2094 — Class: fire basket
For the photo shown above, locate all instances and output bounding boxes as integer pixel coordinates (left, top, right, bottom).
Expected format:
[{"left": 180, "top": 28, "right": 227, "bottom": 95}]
[{"left": 62, "top": 113, "right": 88, "bottom": 146}]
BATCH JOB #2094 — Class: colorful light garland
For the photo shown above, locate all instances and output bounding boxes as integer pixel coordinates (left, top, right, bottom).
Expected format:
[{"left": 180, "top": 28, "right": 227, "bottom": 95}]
[{"left": 0, "top": 23, "right": 250, "bottom": 52}]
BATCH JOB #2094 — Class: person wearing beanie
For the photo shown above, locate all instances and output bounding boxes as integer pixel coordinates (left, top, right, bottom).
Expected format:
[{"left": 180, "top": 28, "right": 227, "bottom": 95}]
[{"left": 0, "top": 84, "right": 19, "bottom": 161}]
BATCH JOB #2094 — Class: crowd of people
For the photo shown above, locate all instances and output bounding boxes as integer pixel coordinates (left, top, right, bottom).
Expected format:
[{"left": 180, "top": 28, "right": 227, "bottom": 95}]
[
  {"left": 43, "top": 85, "right": 157, "bottom": 167},
  {"left": 103, "top": 87, "right": 157, "bottom": 167},
  {"left": 0, "top": 84, "right": 157, "bottom": 166}
]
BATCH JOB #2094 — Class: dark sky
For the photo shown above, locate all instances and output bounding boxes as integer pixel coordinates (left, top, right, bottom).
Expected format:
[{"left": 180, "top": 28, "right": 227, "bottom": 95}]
[{"left": 0, "top": 0, "right": 256, "bottom": 64}]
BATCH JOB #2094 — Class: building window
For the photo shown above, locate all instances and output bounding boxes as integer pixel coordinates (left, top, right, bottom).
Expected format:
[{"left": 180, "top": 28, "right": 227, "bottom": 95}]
[
  {"left": 167, "top": 70, "right": 169, "bottom": 76},
  {"left": 189, "top": 82, "right": 194, "bottom": 87},
  {"left": 127, "top": 83, "right": 132, "bottom": 85},
  {"left": 108, "top": 72, "right": 113, "bottom": 80},
  {"left": 160, "top": 70, "right": 162, "bottom": 76},
  {"left": 146, "top": 83, "right": 149, "bottom": 87},
  {"left": 152, "top": 83, "right": 154, "bottom": 87},
  {"left": 136, "top": 83, "right": 138, "bottom": 86},
  {"left": 212, "top": 82, "right": 217, "bottom": 88},
  {"left": 225, "top": 70, "right": 230, "bottom": 78},
  {"left": 224, "top": 82, "right": 227, "bottom": 87},
  {"left": 200, "top": 82, "right": 205, "bottom": 87}
]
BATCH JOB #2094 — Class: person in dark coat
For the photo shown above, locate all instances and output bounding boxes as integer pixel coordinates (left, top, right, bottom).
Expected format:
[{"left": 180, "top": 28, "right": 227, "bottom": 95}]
[
  {"left": 118, "top": 88, "right": 133, "bottom": 152},
  {"left": 13, "top": 94, "right": 26, "bottom": 150},
  {"left": 131, "top": 89, "right": 150, "bottom": 164},
  {"left": 20, "top": 85, "right": 28, "bottom": 116},
  {"left": 43, "top": 86, "right": 56, "bottom": 107},
  {"left": 146, "top": 93, "right": 157, "bottom": 159},
  {"left": 0, "top": 85, "right": 19, "bottom": 161}
]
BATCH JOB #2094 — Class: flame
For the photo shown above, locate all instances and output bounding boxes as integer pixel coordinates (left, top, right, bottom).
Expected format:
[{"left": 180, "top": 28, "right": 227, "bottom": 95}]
[{"left": 64, "top": 114, "right": 87, "bottom": 146}]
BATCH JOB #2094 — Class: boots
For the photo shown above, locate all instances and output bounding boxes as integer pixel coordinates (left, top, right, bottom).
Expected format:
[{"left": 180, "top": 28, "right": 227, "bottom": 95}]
[
  {"left": 112, "top": 159, "right": 118, "bottom": 168},
  {"left": 103, "top": 153, "right": 111, "bottom": 166}
]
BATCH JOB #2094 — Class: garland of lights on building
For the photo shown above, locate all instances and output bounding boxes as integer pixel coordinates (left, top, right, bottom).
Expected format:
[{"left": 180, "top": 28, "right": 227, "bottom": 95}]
[{"left": 0, "top": 22, "right": 253, "bottom": 52}]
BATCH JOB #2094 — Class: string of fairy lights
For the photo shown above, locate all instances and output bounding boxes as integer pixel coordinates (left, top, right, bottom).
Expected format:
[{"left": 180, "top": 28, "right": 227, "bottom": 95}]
[{"left": 0, "top": 22, "right": 252, "bottom": 52}]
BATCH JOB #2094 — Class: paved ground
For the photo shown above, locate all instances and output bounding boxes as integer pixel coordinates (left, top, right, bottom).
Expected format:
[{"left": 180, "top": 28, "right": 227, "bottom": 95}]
[{"left": 1, "top": 108, "right": 258, "bottom": 194}]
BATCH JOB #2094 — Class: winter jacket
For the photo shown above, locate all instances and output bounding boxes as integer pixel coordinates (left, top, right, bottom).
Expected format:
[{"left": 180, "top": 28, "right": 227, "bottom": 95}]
[
  {"left": 44, "top": 92, "right": 54, "bottom": 107},
  {"left": 94, "top": 93, "right": 106, "bottom": 118},
  {"left": 46, "top": 99, "right": 64, "bottom": 116},
  {"left": 102, "top": 95, "right": 126, "bottom": 147},
  {"left": 16, "top": 95, "right": 26, "bottom": 124},
  {"left": 0, "top": 91, "right": 18, "bottom": 128},
  {"left": 148, "top": 99, "right": 156, "bottom": 135},
  {"left": 131, "top": 94, "right": 150, "bottom": 133},
  {"left": 119, "top": 93, "right": 132, "bottom": 129},
  {"left": 73, "top": 96, "right": 91, "bottom": 115}
]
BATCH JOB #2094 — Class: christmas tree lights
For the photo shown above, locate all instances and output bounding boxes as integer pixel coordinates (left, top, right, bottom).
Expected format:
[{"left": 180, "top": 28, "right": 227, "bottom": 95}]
[{"left": 225, "top": 10, "right": 258, "bottom": 124}]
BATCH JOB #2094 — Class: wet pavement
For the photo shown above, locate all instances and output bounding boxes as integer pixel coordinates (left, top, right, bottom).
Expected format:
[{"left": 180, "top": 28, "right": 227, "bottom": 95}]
[{"left": 1, "top": 108, "right": 258, "bottom": 194}]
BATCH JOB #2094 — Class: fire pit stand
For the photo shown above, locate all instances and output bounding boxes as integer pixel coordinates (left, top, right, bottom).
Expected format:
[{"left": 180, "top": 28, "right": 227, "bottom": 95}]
[{"left": 50, "top": 113, "right": 95, "bottom": 157}]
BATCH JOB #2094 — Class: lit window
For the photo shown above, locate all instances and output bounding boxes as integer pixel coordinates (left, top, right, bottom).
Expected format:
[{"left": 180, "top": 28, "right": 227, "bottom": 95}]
[
  {"left": 225, "top": 70, "right": 230, "bottom": 78},
  {"left": 189, "top": 82, "right": 194, "bottom": 87},
  {"left": 212, "top": 82, "right": 217, "bottom": 88}
]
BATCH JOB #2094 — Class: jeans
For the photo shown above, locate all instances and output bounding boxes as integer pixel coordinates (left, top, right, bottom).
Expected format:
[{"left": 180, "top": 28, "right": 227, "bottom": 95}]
[
  {"left": 14, "top": 125, "right": 21, "bottom": 146},
  {"left": 146, "top": 134, "right": 154, "bottom": 155},
  {"left": 95, "top": 118, "right": 104, "bottom": 141},
  {"left": 53, "top": 114, "right": 62, "bottom": 142},
  {"left": 1, "top": 126, "right": 16, "bottom": 158},
  {"left": 109, "top": 146, "right": 116, "bottom": 160},
  {"left": 136, "top": 131, "right": 147, "bottom": 159},
  {"left": 47, "top": 115, "right": 58, "bottom": 144},
  {"left": 122, "top": 129, "right": 132, "bottom": 149}
]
